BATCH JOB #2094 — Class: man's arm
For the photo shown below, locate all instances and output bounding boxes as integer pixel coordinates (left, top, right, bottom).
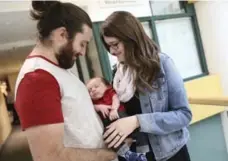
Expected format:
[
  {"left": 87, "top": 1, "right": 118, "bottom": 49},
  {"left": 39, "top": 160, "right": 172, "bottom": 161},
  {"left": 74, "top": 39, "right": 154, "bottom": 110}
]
[{"left": 25, "top": 123, "right": 116, "bottom": 161}]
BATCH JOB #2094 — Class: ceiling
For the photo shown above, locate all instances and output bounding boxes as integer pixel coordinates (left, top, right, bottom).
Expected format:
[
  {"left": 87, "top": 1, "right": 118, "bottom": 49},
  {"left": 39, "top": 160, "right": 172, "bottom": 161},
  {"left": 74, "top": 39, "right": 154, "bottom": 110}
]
[
  {"left": 0, "top": 5, "right": 36, "bottom": 77},
  {"left": 0, "top": 11, "right": 36, "bottom": 45},
  {"left": 0, "top": 1, "right": 86, "bottom": 77}
]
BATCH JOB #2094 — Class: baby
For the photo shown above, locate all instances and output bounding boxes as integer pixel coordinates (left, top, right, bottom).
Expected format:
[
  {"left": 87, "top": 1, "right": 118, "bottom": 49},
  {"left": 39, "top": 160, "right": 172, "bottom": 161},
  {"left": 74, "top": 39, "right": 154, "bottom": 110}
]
[{"left": 86, "top": 77, "right": 147, "bottom": 161}]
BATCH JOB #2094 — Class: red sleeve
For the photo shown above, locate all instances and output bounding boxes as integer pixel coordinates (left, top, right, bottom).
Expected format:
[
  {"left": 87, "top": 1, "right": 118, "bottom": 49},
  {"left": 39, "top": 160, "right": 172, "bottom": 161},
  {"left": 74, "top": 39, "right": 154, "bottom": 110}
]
[
  {"left": 15, "top": 69, "right": 63, "bottom": 130},
  {"left": 106, "top": 87, "right": 116, "bottom": 98},
  {"left": 92, "top": 87, "right": 116, "bottom": 105}
]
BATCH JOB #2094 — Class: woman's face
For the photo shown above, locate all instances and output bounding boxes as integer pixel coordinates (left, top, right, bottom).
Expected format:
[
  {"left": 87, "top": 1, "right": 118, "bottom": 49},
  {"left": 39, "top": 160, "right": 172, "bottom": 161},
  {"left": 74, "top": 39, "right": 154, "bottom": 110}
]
[{"left": 103, "top": 36, "right": 125, "bottom": 63}]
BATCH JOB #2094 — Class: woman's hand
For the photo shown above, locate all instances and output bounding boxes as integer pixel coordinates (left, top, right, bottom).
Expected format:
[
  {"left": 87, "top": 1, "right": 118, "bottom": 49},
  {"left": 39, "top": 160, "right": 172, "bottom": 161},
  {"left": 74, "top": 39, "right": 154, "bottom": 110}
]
[{"left": 103, "top": 116, "right": 140, "bottom": 148}]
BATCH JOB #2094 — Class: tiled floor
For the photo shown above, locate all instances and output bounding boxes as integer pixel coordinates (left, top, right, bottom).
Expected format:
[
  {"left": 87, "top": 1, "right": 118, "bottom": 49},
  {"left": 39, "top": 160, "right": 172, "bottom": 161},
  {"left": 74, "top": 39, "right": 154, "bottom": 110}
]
[{"left": 0, "top": 126, "right": 33, "bottom": 161}]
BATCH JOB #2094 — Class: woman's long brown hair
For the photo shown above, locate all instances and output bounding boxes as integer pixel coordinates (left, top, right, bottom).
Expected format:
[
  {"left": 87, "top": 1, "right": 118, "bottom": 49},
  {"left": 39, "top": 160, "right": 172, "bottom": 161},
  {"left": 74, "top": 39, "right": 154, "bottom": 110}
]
[{"left": 101, "top": 11, "right": 161, "bottom": 93}]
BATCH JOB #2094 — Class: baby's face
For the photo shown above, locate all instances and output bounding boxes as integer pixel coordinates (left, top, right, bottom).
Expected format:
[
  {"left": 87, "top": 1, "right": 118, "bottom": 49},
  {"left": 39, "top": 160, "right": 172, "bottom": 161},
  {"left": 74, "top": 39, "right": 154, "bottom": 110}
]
[{"left": 87, "top": 78, "right": 108, "bottom": 100}]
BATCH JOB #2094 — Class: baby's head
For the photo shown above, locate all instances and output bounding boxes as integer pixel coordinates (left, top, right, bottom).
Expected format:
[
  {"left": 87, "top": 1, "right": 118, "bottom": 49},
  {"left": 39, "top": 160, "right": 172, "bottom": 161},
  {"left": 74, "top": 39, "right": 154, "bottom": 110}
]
[{"left": 86, "top": 77, "right": 110, "bottom": 100}]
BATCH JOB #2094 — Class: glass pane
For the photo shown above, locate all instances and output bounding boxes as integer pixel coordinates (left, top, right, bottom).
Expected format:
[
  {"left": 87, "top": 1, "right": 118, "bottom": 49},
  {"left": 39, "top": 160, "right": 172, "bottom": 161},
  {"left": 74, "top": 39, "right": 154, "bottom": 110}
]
[
  {"left": 87, "top": 37, "right": 103, "bottom": 77},
  {"left": 150, "top": 1, "right": 185, "bottom": 16},
  {"left": 156, "top": 17, "right": 202, "bottom": 79},
  {"left": 141, "top": 21, "right": 153, "bottom": 39},
  {"left": 69, "top": 62, "right": 79, "bottom": 77},
  {"left": 108, "top": 52, "right": 118, "bottom": 70},
  {"left": 78, "top": 56, "right": 90, "bottom": 82}
]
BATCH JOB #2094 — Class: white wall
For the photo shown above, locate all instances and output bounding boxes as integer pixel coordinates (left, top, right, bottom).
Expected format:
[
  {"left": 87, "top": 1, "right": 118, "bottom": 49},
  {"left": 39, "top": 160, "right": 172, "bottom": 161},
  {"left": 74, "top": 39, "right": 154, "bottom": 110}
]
[
  {"left": 195, "top": 1, "right": 228, "bottom": 95},
  {"left": 0, "top": 0, "right": 151, "bottom": 20},
  {"left": 67, "top": 0, "right": 151, "bottom": 22},
  {"left": 88, "top": 0, "right": 151, "bottom": 22},
  {"left": 0, "top": 1, "right": 30, "bottom": 12},
  {"left": 195, "top": 1, "right": 228, "bottom": 153}
]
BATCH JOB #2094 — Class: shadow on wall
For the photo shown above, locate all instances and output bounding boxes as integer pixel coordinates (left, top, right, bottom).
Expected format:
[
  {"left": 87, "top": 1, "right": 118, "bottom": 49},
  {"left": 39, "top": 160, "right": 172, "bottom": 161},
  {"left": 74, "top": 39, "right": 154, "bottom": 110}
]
[
  {"left": 0, "top": 45, "right": 32, "bottom": 77},
  {"left": 0, "top": 126, "right": 33, "bottom": 161},
  {"left": 0, "top": 87, "right": 32, "bottom": 161},
  {"left": 0, "top": 70, "right": 32, "bottom": 161}
]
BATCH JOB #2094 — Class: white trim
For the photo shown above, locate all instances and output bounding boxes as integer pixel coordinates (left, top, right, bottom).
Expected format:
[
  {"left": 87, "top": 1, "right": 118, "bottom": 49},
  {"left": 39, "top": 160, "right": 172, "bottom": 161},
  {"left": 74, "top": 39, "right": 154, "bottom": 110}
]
[{"left": 221, "top": 110, "right": 228, "bottom": 154}]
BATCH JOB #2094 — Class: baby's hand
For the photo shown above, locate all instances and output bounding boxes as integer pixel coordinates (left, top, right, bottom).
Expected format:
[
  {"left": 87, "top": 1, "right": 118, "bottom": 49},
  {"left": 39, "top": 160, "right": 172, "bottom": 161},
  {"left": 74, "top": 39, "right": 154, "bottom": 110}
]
[
  {"left": 95, "top": 105, "right": 112, "bottom": 118},
  {"left": 109, "top": 109, "right": 119, "bottom": 121},
  {"left": 125, "top": 138, "right": 134, "bottom": 147}
]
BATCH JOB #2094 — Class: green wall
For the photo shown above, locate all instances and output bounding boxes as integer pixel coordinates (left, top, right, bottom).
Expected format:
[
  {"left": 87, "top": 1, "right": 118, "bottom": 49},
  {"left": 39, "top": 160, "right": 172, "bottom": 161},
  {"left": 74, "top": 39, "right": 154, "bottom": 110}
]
[{"left": 188, "top": 114, "right": 228, "bottom": 161}]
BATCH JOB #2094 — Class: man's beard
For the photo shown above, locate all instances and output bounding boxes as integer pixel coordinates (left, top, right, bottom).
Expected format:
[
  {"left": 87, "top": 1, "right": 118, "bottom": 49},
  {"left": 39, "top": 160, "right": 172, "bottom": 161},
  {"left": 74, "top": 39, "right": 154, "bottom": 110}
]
[{"left": 55, "top": 41, "right": 76, "bottom": 69}]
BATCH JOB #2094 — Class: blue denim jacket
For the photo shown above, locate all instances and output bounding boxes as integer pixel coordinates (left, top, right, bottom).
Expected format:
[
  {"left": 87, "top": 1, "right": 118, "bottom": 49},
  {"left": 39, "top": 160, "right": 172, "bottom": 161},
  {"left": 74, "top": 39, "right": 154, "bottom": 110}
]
[{"left": 136, "top": 53, "right": 192, "bottom": 161}]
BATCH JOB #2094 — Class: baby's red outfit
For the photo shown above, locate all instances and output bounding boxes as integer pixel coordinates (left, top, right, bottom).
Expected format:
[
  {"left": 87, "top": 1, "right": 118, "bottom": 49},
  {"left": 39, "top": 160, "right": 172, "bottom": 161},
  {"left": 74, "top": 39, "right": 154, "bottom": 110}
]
[{"left": 92, "top": 86, "right": 125, "bottom": 112}]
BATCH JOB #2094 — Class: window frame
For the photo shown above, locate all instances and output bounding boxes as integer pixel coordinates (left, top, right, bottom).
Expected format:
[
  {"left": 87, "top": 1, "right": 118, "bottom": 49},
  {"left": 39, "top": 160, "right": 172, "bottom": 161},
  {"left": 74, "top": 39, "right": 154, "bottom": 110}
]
[{"left": 92, "top": 2, "right": 208, "bottom": 82}]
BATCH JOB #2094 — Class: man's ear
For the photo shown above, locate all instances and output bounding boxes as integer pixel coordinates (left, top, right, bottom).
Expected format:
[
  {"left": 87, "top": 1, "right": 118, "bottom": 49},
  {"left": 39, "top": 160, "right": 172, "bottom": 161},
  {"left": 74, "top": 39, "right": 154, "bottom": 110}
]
[
  {"left": 59, "top": 27, "right": 69, "bottom": 40},
  {"left": 52, "top": 27, "right": 68, "bottom": 43}
]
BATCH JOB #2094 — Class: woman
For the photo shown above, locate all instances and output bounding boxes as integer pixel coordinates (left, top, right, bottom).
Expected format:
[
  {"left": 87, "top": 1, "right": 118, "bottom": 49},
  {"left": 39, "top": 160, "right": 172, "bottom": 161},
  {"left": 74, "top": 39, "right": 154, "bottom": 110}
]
[{"left": 101, "top": 11, "right": 192, "bottom": 161}]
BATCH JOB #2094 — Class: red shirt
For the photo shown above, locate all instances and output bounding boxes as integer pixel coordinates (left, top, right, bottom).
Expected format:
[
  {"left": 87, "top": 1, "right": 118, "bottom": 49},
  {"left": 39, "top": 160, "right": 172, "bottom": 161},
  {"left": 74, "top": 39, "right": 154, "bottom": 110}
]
[
  {"left": 92, "top": 87, "right": 125, "bottom": 112},
  {"left": 15, "top": 69, "right": 64, "bottom": 130}
]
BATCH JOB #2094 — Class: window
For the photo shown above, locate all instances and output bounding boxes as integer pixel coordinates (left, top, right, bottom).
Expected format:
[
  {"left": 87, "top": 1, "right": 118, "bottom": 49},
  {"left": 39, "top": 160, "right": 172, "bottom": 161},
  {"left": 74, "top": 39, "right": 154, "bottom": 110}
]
[
  {"left": 108, "top": 52, "right": 118, "bottom": 71},
  {"left": 156, "top": 17, "right": 202, "bottom": 79},
  {"left": 150, "top": 1, "right": 185, "bottom": 15},
  {"left": 75, "top": 37, "right": 104, "bottom": 83},
  {"left": 76, "top": 56, "right": 90, "bottom": 82},
  {"left": 93, "top": 2, "right": 208, "bottom": 82},
  {"left": 71, "top": 6, "right": 104, "bottom": 83},
  {"left": 141, "top": 21, "right": 153, "bottom": 39}
]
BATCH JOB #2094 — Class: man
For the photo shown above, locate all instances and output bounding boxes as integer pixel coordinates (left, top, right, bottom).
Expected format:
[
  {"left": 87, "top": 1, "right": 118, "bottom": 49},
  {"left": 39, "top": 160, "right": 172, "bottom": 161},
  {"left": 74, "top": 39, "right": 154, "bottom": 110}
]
[{"left": 15, "top": 1, "right": 116, "bottom": 161}]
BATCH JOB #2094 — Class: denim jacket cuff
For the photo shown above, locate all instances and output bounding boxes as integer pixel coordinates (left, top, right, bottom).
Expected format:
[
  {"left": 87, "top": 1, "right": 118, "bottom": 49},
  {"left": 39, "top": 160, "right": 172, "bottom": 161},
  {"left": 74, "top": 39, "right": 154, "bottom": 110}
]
[{"left": 136, "top": 114, "right": 154, "bottom": 133}]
